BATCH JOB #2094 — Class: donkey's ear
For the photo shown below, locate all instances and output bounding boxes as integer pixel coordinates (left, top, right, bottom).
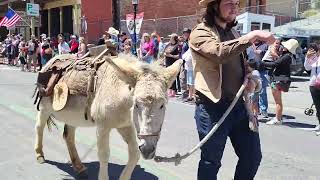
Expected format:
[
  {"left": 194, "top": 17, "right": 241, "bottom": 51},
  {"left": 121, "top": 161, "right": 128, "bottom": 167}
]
[
  {"left": 103, "top": 57, "right": 141, "bottom": 86},
  {"left": 162, "top": 59, "right": 183, "bottom": 88}
]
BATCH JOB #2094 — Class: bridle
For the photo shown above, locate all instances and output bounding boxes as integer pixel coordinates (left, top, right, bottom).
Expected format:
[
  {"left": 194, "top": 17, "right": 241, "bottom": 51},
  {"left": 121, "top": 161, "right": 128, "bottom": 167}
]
[{"left": 137, "top": 130, "right": 161, "bottom": 139}]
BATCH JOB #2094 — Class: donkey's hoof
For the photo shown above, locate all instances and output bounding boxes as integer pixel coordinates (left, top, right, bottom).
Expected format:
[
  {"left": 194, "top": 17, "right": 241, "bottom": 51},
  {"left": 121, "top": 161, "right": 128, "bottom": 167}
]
[
  {"left": 37, "top": 156, "right": 45, "bottom": 164},
  {"left": 77, "top": 170, "right": 89, "bottom": 179}
]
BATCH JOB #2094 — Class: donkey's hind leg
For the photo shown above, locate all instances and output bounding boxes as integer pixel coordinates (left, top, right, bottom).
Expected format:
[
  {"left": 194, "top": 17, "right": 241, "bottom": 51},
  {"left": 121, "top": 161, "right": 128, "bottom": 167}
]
[
  {"left": 63, "top": 125, "right": 88, "bottom": 178},
  {"left": 97, "top": 127, "right": 111, "bottom": 180},
  {"left": 117, "top": 125, "right": 140, "bottom": 180},
  {"left": 34, "top": 110, "right": 49, "bottom": 164}
]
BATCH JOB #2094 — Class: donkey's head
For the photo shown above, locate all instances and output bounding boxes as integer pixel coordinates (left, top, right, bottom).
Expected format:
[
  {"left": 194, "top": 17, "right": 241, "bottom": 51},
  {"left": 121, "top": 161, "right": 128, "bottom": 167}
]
[{"left": 108, "top": 55, "right": 182, "bottom": 159}]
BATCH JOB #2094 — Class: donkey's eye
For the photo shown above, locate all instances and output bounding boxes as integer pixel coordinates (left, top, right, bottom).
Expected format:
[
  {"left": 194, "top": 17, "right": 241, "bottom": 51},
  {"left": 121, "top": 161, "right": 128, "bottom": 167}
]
[
  {"left": 160, "top": 104, "right": 164, "bottom": 109},
  {"left": 135, "top": 104, "right": 139, "bottom": 109}
]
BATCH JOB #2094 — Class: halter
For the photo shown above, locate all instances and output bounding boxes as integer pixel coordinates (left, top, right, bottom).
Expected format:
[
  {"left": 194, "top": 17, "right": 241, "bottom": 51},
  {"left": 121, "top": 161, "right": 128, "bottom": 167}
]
[{"left": 137, "top": 130, "right": 161, "bottom": 139}]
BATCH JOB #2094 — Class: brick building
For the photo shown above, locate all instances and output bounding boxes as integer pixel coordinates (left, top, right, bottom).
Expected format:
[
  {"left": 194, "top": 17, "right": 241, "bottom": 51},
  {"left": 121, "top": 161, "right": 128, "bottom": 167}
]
[{"left": 119, "top": 0, "right": 262, "bottom": 37}]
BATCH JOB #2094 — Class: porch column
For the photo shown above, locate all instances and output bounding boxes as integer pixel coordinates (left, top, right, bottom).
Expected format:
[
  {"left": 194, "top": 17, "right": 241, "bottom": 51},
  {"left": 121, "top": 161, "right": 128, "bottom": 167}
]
[
  {"left": 72, "top": 4, "right": 80, "bottom": 35},
  {"left": 59, "top": 6, "right": 63, "bottom": 34},
  {"left": 48, "top": 9, "right": 51, "bottom": 37}
]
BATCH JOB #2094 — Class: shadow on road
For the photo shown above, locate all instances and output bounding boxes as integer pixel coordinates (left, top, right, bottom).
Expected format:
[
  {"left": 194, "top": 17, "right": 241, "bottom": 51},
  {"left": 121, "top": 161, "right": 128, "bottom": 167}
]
[
  {"left": 45, "top": 160, "right": 158, "bottom": 180},
  {"left": 259, "top": 113, "right": 317, "bottom": 129},
  {"left": 291, "top": 77, "right": 310, "bottom": 82}
]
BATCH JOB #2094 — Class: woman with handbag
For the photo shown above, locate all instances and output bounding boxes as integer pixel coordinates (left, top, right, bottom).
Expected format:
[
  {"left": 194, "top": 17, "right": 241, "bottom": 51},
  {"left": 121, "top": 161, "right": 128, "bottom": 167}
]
[
  {"left": 261, "top": 39, "right": 299, "bottom": 125},
  {"left": 304, "top": 43, "right": 320, "bottom": 136}
]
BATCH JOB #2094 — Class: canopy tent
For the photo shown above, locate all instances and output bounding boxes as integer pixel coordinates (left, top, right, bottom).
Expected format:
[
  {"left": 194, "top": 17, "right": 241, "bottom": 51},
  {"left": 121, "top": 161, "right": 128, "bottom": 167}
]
[{"left": 273, "top": 14, "right": 320, "bottom": 36}]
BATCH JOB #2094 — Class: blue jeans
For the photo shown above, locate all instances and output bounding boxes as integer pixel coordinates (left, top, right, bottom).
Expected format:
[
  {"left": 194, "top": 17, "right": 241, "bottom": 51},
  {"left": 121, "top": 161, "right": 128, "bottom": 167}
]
[
  {"left": 259, "top": 71, "right": 269, "bottom": 113},
  {"left": 194, "top": 96, "right": 262, "bottom": 180}
]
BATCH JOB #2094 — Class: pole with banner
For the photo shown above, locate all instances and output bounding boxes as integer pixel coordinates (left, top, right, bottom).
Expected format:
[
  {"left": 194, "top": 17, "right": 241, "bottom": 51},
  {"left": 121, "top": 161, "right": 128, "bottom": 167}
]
[
  {"left": 132, "top": 0, "right": 139, "bottom": 56},
  {"left": 126, "top": 12, "right": 144, "bottom": 56}
]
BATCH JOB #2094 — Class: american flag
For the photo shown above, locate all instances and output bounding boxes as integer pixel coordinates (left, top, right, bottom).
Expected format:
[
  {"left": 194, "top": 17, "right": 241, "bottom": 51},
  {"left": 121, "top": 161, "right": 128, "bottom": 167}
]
[{"left": 0, "top": 8, "right": 21, "bottom": 28}]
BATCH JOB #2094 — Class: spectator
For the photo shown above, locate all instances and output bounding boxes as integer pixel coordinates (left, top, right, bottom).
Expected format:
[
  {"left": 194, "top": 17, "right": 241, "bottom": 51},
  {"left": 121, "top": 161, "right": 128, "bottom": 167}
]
[
  {"left": 247, "top": 40, "right": 269, "bottom": 118},
  {"left": 151, "top": 32, "right": 159, "bottom": 59},
  {"left": 179, "top": 28, "right": 192, "bottom": 100},
  {"left": 69, "top": 35, "right": 79, "bottom": 54},
  {"left": 98, "top": 34, "right": 108, "bottom": 45},
  {"left": 12, "top": 35, "right": 20, "bottom": 66},
  {"left": 182, "top": 48, "right": 194, "bottom": 102},
  {"left": 123, "top": 38, "right": 133, "bottom": 55},
  {"left": 77, "top": 37, "right": 87, "bottom": 58},
  {"left": 140, "top": 33, "right": 154, "bottom": 64},
  {"left": 41, "top": 38, "right": 53, "bottom": 67},
  {"left": 164, "top": 33, "right": 180, "bottom": 97},
  {"left": 105, "top": 27, "right": 119, "bottom": 56},
  {"left": 36, "top": 39, "right": 42, "bottom": 71},
  {"left": 261, "top": 39, "right": 299, "bottom": 125},
  {"left": 18, "top": 38, "right": 27, "bottom": 71},
  {"left": 118, "top": 32, "right": 128, "bottom": 52},
  {"left": 26, "top": 35, "right": 37, "bottom": 72},
  {"left": 158, "top": 37, "right": 166, "bottom": 58},
  {"left": 6, "top": 39, "right": 14, "bottom": 66},
  {"left": 304, "top": 43, "right": 320, "bottom": 136},
  {"left": 58, "top": 35, "right": 71, "bottom": 55}
]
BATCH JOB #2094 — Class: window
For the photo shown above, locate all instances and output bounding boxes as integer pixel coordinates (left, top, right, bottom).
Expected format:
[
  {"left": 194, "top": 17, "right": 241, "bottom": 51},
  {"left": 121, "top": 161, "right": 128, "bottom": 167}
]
[
  {"left": 251, "top": 22, "right": 260, "bottom": 31},
  {"left": 262, "top": 23, "right": 271, "bottom": 31}
]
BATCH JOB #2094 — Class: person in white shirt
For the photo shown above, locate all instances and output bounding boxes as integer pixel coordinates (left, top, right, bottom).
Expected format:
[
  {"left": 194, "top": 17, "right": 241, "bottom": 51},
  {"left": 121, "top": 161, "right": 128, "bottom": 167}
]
[
  {"left": 304, "top": 43, "right": 320, "bottom": 136},
  {"left": 182, "top": 48, "right": 194, "bottom": 102},
  {"left": 58, "top": 35, "right": 71, "bottom": 55}
]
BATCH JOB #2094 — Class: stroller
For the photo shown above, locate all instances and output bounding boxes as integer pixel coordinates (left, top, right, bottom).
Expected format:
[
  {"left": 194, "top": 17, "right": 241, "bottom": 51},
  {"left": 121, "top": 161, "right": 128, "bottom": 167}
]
[{"left": 305, "top": 103, "right": 315, "bottom": 116}]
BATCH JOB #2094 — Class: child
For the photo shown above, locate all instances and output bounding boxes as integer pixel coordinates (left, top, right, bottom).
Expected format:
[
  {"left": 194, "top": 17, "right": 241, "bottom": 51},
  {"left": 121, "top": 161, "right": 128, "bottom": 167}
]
[{"left": 245, "top": 60, "right": 262, "bottom": 132}]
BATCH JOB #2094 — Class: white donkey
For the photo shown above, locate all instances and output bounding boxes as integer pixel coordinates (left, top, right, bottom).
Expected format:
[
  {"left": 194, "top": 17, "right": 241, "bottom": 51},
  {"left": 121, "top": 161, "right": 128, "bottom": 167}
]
[{"left": 34, "top": 54, "right": 182, "bottom": 180}]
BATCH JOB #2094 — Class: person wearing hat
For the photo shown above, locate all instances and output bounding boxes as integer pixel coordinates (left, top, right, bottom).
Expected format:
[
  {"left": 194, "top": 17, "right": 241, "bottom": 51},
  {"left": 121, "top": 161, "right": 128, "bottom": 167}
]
[
  {"left": 259, "top": 39, "right": 299, "bottom": 125},
  {"left": 189, "top": 0, "right": 276, "bottom": 179}
]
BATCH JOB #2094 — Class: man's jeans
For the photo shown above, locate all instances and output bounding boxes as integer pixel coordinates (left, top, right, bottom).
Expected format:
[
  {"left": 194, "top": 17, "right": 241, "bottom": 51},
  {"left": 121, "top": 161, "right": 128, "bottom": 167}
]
[
  {"left": 259, "top": 70, "right": 269, "bottom": 114},
  {"left": 194, "top": 95, "right": 262, "bottom": 180}
]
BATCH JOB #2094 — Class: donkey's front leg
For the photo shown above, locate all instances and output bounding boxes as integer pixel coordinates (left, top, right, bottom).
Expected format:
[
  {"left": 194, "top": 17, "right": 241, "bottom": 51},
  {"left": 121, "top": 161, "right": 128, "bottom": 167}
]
[
  {"left": 97, "top": 126, "right": 111, "bottom": 180},
  {"left": 63, "top": 125, "right": 88, "bottom": 178},
  {"left": 117, "top": 125, "right": 140, "bottom": 180},
  {"left": 34, "top": 111, "right": 49, "bottom": 164}
]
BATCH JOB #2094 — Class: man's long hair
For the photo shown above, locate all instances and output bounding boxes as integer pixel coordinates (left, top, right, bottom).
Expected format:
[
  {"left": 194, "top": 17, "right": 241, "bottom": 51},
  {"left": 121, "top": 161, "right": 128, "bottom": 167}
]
[{"left": 202, "top": 1, "right": 238, "bottom": 30}]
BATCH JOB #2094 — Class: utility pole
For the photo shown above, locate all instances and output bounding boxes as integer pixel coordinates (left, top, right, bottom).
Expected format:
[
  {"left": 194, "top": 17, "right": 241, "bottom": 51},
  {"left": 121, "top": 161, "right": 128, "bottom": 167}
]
[
  {"left": 8, "top": 0, "right": 11, "bottom": 35},
  {"left": 30, "top": 0, "right": 35, "bottom": 36}
]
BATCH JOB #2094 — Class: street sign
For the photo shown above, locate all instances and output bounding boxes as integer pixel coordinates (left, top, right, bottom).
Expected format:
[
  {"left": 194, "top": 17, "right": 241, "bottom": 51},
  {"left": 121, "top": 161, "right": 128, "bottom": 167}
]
[{"left": 26, "top": 3, "right": 39, "bottom": 17}]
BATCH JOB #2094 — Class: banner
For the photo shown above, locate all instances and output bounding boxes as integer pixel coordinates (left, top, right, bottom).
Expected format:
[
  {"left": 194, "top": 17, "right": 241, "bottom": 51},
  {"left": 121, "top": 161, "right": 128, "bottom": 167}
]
[{"left": 126, "top": 12, "right": 144, "bottom": 35}]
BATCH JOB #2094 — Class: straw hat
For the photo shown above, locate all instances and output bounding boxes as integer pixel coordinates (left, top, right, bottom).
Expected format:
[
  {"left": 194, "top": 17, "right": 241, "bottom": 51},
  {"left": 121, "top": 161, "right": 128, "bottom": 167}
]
[
  {"left": 105, "top": 27, "right": 119, "bottom": 36},
  {"left": 52, "top": 82, "right": 69, "bottom": 111},
  {"left": 281, "top": 39, "right": 299, "bottom": 55},
  {"left": 199, "top": 0, "right": 216, "bottom": 7}
]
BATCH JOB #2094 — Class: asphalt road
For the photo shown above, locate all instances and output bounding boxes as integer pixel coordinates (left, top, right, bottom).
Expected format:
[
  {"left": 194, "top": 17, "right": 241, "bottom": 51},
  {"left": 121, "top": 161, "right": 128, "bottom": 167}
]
[{"left": 0, "top": 64, "right": 320, "bottom": 180}]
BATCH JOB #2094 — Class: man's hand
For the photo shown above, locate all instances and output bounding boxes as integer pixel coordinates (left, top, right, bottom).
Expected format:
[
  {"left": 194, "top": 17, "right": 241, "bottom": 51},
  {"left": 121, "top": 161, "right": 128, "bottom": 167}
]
[{"left": 245, "top": 30, "right": 276, "bottom": 45}]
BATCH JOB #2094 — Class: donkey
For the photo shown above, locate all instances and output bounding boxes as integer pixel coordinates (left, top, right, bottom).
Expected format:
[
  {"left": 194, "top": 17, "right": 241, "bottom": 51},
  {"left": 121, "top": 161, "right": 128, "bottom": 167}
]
[{"left": 34, "top": 54, "right": 182, "bottom": 180}]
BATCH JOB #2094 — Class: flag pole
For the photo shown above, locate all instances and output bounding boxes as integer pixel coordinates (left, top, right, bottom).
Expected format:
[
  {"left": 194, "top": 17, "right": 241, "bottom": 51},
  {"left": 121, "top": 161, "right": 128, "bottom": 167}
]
[{"left": 8, "top": 0, "right": 11, "bottom": 35}]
